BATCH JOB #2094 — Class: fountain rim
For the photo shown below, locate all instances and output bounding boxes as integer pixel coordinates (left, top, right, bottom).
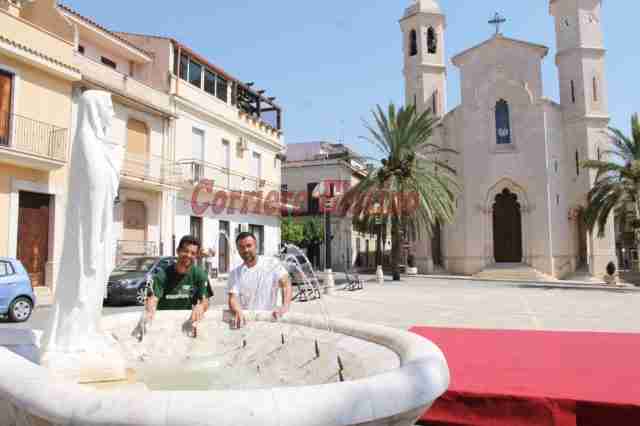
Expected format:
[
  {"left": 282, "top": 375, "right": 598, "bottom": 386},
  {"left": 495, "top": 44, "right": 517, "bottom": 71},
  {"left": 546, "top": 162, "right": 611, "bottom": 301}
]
[{"left": 0, "top": 310, "right": 450, "bottom": 426}]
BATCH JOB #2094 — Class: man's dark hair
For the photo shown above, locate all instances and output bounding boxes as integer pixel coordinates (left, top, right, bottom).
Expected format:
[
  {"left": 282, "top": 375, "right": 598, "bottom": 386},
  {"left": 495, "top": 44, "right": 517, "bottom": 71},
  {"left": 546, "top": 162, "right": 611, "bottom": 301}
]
[
  {"left": 235, "top": 231, "right": 256, "bottom": 245},
  {"left": 178, "top": 235, "right": 201, "bottom": 252}
]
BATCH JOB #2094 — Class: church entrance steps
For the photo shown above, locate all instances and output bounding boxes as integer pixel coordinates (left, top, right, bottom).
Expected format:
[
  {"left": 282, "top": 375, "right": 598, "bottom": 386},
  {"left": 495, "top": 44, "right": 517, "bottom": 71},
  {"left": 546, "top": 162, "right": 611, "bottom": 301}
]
[{"left": 473, "top": 263, "right": 556, "bottom": 282}]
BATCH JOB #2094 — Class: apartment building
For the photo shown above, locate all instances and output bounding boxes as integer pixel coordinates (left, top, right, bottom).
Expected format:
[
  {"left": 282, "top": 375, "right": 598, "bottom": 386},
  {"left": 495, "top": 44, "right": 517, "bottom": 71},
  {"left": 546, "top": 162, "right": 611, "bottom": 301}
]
[
  {"left": 59, "top": 5, "right": 180, "bottom": 265},
  {"left": 118, "top": 33, "right": 286, "bottom": 273},
  {"left": 0, "top": 0, "right": 81, "bottom": 296},
  {"left": 283, "top": 142, "right": 381, "bottom": 272}
]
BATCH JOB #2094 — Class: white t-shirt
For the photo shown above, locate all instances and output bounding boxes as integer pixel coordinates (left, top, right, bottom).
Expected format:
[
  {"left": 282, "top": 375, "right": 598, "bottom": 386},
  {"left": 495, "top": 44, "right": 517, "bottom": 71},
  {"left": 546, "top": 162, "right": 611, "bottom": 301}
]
[{"left": 227, "top": 256, "right": 288, "bottom": 310}]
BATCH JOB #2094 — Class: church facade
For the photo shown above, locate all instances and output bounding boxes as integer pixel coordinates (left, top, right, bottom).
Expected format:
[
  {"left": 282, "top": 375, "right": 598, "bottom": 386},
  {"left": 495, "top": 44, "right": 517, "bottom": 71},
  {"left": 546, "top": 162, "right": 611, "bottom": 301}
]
[{"left": 403, "top": 0, "right": 617, "bottom": 278}]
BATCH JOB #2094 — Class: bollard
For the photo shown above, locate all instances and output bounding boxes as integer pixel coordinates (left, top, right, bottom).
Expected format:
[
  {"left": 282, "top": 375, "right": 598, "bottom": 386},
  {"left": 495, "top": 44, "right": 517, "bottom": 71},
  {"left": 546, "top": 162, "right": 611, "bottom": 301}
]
[{"left": 376, "top": 265, "right": 385, "bottom": 285}]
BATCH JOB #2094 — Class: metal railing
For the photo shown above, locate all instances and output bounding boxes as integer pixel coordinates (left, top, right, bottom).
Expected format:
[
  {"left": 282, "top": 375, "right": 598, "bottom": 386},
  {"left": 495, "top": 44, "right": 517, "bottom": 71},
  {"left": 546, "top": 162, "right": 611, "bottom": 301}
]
[
  {"left": 177, "top": 158, "right": 280, "bottom": 192},
  {"left": 120, "top": 152, "right": 183, "bottom": 186},
  {"left": 0, "top": 112, "right": 68, "bottom": 161}
]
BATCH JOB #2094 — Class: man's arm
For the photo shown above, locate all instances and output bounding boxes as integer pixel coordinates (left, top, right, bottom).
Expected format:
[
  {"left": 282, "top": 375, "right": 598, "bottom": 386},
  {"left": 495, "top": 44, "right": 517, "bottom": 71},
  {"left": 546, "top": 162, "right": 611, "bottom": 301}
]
[
  {"left": 145, "top": 269, "right": 165, "bottom": 321},
  {"left": 228, "top": 292, "right": 244, "bottom": 328},
  {"left": 273, "top": 273, "right": 292, "bottom": 319}
]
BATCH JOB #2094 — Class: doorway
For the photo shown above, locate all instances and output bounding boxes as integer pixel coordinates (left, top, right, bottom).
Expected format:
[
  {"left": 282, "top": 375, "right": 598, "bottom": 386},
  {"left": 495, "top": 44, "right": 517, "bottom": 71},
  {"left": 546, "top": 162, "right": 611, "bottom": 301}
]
[
  {"left": 17, "top": 191, "right": 51, "bottom": 287},
  {"left": 492, "top": 188, "right": 523, "bottom": 263}
]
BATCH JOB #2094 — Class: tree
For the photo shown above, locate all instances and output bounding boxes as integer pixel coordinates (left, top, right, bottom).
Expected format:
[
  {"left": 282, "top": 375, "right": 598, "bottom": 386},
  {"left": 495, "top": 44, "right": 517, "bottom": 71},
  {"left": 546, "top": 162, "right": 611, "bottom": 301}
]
[
  {"left": 582, "top": 114, "right": 640, "bottom": 240},
  {"left": 301, "top": 216, "right": 324, "bottom": 248},
  {"left": 281, "top": 217, "right": 304, "bottom": 246},
  {"left": 343, "top": 103, "right": 460, "bottom": 281}
]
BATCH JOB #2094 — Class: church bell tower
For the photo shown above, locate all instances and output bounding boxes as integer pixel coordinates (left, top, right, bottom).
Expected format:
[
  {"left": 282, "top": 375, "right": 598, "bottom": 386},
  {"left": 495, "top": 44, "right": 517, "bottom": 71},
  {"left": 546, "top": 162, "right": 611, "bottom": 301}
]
[
  {"left": 550, "top": 0, "right": 615, "bottom": 276},
  {"left": 400, "top": 0, "right": 447, "bottom": 118}
]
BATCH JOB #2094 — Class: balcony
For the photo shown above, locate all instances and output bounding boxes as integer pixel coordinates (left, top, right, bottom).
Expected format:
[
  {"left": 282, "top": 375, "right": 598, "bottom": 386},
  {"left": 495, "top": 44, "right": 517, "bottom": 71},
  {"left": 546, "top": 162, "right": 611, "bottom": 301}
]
[
  {"left": 120, "top": 152, "right": 183, "bottom": 190},
  {"left": 76, "top": 54, "right": 172, "bottom": 115},
  {"left": 177, "top": 159, "right": 280, "bottom": 193},
  {"left": 0, "top": 112, "right": 68, "bottom": 170}
]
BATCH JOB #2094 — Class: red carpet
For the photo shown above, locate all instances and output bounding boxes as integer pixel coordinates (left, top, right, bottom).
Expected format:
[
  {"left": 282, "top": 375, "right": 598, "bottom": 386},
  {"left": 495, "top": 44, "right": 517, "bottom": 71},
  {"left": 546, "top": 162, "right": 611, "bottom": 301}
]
[{"left": 410, "top": 327, "right": 640, "bottom": 426}]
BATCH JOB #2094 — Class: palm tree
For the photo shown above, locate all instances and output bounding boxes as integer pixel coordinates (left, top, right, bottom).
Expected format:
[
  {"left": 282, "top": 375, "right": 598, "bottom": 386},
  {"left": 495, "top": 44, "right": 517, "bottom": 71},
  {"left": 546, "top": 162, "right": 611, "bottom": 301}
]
[
  {"left": 342, "top": 103, "right": 460, "bottom": 281},
  {"left": 582, "top": 114, "right": 640, "bottom": 240}
]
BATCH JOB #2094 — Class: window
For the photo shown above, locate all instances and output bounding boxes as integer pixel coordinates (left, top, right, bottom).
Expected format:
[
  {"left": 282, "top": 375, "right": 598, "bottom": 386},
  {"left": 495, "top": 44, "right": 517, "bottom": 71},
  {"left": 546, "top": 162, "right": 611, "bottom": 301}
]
[
  {"left": 281, "top": 184, "right": 288, "bottom": 192},
  {"left": 249, "top": 224, "right": 264, "bottom": 255},
  {"left": 495, "top": 99, "right": 512, "bottom": 145},
  {"left": 593, "top": 76, "right": 599, "bottom": 102},
  {"left": 179, "top": 53, "right": 189, "bottom": 80},
  {"left": 126, "top": 119, "right": 149, "bottom": 157},
  {"left": 554, "top": 160, "right": 558, "bottom": 173},
  {"left": 556, "top": 194, "right": 560, "bottom": 206},
  {"left": 307, "top": 182, "right": 319, "bottom": 214},
  {"left": 216, "top": 76, "right": 228, "bottom": 103},
  {"left": 0, "top": 260, "right": 14, "bottom": 277},
  {"left": 409, "top": 29, "right": 418, "bottom": 56},
  {"left": 204, "top": 69, "right": 216, "bottom": 96},
  {"left": 432, "top": 90, "right": 438, "bottom": 116},
  {"left": 570, "top": 80, "right": 576, "bottom": 104},
  {"left": 78, "top": 45, "right": 85, "bottom": 55},
  {"left": 101, "top": 56, "right": 117, "bottom": 69},
  {"left": 188, "top": 59, "right": 202, "bottom": 88},
  {"left": 0, "top": 70, "right": 13, "bottom": 146},
  {"left": 427, "top": 27, "right": 437, "bottom": 54},
  {"left": 575, "top": 150, "right": 580, "bottom": 176},
  {"left": 253, "top": 151, "right": 262, "bottom": 184}
]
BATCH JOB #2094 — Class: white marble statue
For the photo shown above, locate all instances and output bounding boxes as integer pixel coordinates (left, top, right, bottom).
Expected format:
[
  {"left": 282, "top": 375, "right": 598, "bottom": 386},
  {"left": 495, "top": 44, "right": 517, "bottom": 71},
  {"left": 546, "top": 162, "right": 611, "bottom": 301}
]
[{"left": 40, "top": 90, "right": 127, "bottom": 382}]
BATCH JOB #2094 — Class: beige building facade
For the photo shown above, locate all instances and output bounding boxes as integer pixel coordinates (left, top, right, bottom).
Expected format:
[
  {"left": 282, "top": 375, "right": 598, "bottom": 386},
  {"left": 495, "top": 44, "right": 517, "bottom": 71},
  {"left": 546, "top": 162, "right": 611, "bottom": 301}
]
[
  {"left": 403, "top": 0, "right": 616, "bottom": 278},
  {"left": 118, "top": 33, "right": 285, "bottom": 274},
  {"left": 0, "top": 0, "right": 80, "bottom": 296},
  {"left": 283, "top": 142, "right": 380, "bottom": 272}
]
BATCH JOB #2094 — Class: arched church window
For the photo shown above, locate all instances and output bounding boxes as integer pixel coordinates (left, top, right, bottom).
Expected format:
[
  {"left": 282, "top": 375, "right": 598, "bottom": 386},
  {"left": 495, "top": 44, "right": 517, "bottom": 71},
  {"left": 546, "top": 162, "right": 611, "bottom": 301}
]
[
  {"left": 432, "top": 90, "right": 438, "bottom": 115},
  {"left": 570, "top": 80, "right": 576, "bottom": 104},
  {"left": 495, "top": 99, "right": 512, "bottom": 145},
  {"left": 593, "top": 76, "right": 599, "bottom": 102},
  {"left": 427, "top": 27, "right": 437, "bottom": 54},
  {"left": 409, "top": 30, "right": 418, "bottom": 57},
  {"left": 575, "top": 150, "right": 580, "bottom": 176}
]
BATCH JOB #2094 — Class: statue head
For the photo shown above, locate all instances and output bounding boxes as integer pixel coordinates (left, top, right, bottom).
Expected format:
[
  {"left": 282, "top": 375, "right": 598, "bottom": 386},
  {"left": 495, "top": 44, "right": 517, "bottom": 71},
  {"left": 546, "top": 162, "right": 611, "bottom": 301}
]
[{"left": 79, "top": 90, "right": 115, "bottom": 138}]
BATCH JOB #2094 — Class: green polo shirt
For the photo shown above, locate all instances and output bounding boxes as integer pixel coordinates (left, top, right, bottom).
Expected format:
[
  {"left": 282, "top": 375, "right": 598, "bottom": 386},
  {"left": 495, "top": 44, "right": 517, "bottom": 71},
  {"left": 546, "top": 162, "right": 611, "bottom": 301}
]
[{"left": 152, "top": 263, "right": 210, "bottom": 310}]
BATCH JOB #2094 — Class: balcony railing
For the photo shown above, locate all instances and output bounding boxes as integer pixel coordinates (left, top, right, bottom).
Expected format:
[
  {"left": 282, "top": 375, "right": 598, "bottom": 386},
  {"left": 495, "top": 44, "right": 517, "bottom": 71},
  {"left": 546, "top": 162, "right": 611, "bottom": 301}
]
[
  {"left": 120, "top": 152, "right": 183, "bottom": 186},
  {"left": 0, "top": 112, "right": 68, "bottom": 161},
  {"left": 177, "top": 158, "right": 280, "bottom": 192}
]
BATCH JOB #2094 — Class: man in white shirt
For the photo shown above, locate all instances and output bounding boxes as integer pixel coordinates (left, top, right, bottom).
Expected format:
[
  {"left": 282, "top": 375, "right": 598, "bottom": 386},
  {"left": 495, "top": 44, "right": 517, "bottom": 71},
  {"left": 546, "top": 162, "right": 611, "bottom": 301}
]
[{"left": 227, "top": 232, "right": 292, "bottom": 328}]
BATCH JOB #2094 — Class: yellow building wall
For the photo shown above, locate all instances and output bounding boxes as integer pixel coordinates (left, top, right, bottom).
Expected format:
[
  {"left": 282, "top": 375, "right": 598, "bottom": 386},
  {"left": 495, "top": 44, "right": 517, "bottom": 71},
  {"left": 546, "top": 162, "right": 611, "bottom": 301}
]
[{"left": 0, "top": 52, "right": 73, "bottom": 130}]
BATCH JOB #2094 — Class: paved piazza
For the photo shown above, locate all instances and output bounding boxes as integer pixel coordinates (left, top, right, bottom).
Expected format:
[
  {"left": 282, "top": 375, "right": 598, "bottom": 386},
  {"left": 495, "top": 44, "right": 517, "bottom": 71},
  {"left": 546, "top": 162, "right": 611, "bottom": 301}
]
[{"left": 3, "top": 276, "right": 638, "bottom": 334}]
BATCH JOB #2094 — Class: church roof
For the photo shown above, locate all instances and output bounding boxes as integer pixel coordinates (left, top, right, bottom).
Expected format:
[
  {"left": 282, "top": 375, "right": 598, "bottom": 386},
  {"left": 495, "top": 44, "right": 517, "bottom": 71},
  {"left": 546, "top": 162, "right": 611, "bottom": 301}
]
[{"left": 452, "top": 34, "right": 548, "bottom": 67}]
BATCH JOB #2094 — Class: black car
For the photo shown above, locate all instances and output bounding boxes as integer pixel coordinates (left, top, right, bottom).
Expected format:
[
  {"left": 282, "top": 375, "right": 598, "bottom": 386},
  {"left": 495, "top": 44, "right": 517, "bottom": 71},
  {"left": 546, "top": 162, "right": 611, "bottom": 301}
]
[{"left": 105, "top": 256, "right": 176, "bottom": 306}]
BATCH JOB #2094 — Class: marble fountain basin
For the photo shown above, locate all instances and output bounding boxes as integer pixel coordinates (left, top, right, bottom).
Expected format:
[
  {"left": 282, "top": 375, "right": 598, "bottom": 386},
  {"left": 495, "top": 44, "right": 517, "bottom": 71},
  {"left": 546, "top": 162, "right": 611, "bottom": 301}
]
[{"left": 0, "top": 310, "right": 449, "bottom": 426}]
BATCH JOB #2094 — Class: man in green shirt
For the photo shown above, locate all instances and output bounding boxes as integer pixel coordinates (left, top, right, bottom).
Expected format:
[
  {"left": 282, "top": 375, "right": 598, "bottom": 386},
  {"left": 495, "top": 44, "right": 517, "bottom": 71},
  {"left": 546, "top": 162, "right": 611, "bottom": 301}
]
[{"left": 145, "top": 235, "right": 211, "bottom": 323}]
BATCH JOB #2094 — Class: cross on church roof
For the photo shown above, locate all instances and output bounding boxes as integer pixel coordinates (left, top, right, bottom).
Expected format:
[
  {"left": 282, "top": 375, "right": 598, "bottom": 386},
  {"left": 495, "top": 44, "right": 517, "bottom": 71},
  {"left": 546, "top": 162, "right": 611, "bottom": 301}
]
[{"left": 489, "top": 12, "right": 507, "bottom": 35}]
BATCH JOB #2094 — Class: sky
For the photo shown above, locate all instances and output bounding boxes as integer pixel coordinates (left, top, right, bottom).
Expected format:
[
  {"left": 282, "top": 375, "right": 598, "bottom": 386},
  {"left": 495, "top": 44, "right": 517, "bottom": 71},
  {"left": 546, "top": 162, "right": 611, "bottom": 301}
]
[{"left": 64, "top": 0, "right": 639, "bottom": 162}]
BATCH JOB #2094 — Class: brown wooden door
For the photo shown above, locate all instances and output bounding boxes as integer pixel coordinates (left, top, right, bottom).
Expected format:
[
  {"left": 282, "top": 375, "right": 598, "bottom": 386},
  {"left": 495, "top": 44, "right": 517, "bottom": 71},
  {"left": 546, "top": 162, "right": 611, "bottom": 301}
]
[
  {"left": 17, "top": 192, "right": 50, "bottom": 287},
  {"left": 493, "top": 189, "right": 523, "bottom": 263},
  {"left": 0, "top": 70, "right": 12, "bottom": 146}
]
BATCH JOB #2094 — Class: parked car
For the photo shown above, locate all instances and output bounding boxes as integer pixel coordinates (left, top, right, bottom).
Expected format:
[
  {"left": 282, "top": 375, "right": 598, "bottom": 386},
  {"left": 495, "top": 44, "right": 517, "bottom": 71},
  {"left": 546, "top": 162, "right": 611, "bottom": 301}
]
[
  {"left": 0, "top": 257, "right": 36, "bottom": 322},
  {"left": 105, "top": 256, "right": 176, "bottom": 306}
]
